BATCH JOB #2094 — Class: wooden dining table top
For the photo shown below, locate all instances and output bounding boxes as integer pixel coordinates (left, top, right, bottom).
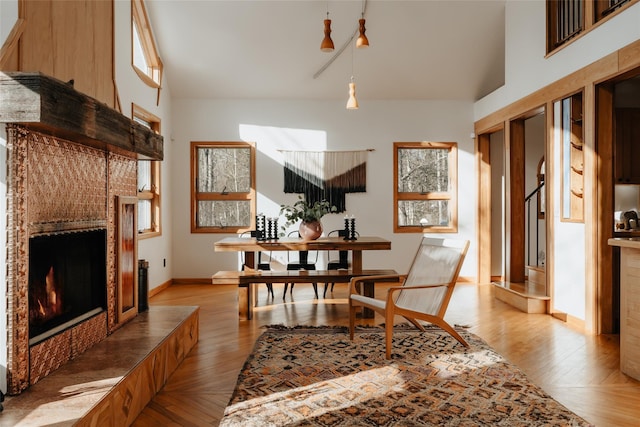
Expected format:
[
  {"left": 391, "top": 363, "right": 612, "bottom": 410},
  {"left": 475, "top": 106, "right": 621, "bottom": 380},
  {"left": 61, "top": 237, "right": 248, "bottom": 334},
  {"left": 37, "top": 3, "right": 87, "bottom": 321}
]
[{"left": 213, "top": 236, "right": 391, "bottom": 252}]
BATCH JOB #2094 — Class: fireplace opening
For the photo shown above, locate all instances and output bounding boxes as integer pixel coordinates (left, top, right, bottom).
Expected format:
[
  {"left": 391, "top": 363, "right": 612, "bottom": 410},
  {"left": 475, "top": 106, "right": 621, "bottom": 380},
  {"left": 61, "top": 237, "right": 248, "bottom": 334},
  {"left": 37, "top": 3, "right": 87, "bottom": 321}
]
[{"left": 28, "top": 229, "right": 107, "bottom": 345}]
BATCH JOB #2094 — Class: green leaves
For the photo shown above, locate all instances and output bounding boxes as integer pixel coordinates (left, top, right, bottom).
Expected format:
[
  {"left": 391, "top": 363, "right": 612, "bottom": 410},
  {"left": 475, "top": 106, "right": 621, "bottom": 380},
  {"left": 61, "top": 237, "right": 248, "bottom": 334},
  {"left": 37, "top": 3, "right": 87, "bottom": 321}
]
[{"left": 279, "top": 196, "right": 337, "bottom": 231}]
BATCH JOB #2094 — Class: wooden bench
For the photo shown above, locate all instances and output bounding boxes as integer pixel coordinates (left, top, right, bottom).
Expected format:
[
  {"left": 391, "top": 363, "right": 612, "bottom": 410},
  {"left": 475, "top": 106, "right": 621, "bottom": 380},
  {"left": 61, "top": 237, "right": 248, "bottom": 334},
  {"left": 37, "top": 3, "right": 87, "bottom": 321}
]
[{"left": 211, "top": 269, "right": 399, "bottom": 320}]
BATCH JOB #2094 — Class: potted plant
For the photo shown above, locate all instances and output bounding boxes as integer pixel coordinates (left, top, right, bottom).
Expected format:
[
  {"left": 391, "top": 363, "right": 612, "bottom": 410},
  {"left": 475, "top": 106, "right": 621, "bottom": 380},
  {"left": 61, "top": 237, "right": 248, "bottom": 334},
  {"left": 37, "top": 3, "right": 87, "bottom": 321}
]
[{"left": 279, "top": 196, "right": 337, "bottom": 240}]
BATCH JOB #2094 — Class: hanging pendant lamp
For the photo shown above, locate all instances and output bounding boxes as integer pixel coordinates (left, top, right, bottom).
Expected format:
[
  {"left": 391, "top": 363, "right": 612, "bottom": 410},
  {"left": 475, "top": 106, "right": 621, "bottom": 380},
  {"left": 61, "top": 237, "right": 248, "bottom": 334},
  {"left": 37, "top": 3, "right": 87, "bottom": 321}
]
[
  {"left": 356, "top": 17, "right": 369, "bottom": 48},
  {"left": 320, "top": 11, "right": 335, "bottom": 52},
  {"left": 346, "top": 76, "right": 359, "bottom": 109}
]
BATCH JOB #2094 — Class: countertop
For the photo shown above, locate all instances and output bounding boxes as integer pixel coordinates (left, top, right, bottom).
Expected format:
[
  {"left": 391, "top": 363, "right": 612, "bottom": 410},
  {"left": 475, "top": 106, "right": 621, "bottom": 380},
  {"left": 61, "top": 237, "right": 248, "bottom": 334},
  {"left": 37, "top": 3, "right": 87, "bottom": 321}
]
[{"left": 608, "top": 237, "right": 640, "bottom": 249}]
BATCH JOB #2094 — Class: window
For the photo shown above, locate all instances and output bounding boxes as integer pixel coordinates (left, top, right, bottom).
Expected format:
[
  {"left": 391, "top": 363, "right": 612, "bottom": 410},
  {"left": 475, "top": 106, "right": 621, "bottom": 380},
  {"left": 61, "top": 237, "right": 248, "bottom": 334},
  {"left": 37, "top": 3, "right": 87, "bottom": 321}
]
[
  {"left": 133, "top": 104, "right": 161, "bottom": 238},
  {"left": 547, "top": 0, "right": 584, "bottom": 51},
  {"left": 547, "top": 0, "right": 636, "bottom": 53},
  {"left": 594, "top": 0, "right": 633, "bottom": 21},
  {"left": 191, "top": 141, "right": 256, "bottom": 233},
  {"left": 558, "top": 92, "right": 584, "bottom": 222},
  {"left": 132, "top": 0, "right": 162, "bottom": 88},
  {"left": 394, "top": 142, "right": 458, "bottom": 233}
]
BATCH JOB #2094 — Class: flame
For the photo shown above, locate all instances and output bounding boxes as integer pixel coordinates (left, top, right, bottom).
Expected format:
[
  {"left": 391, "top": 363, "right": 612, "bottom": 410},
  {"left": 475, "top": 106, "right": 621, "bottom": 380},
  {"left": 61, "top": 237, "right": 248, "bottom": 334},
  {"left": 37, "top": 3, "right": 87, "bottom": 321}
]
[{"left": 37, "top": 299, "right": 46, "bottom": 317}]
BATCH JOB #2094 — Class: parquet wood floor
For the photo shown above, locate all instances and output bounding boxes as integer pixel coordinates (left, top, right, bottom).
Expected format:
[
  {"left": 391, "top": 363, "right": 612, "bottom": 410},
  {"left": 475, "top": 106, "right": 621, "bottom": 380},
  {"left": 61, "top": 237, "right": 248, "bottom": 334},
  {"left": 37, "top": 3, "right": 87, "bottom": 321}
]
[{"left": 133, "top": 282, "right": 640, "bottom": 426}]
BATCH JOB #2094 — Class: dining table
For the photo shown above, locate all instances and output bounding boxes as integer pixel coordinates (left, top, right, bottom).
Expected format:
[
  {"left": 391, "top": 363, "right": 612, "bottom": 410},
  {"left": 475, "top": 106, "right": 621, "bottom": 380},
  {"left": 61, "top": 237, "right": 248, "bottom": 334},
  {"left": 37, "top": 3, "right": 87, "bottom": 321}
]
[
  {"left": 213, "top": 236, "right": 396, "bottom": 319},
  {"left": 214, "top": 235, "right": 392, "bottom": 273}
]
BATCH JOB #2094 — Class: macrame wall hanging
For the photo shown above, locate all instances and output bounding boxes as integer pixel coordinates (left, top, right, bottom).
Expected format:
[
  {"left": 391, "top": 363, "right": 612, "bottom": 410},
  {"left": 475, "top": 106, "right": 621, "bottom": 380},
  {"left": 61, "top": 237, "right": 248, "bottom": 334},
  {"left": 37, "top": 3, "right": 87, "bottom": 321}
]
[{"left": 281, "top": 150, "right": 370, "bottom": 212}]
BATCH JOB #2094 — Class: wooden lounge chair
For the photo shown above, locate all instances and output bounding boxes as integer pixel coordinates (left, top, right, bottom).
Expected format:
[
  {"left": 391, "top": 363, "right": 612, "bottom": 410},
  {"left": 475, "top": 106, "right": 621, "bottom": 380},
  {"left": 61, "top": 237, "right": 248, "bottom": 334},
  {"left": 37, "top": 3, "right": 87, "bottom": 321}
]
[{"left": 348, "top": 237, "right": 470, "bottom": 359}]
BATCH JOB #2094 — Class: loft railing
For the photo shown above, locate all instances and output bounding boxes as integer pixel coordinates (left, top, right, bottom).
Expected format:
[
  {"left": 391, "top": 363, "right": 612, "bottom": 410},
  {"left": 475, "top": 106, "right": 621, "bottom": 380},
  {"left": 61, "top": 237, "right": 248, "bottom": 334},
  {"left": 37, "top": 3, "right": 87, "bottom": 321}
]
[{"left": 525, "top": 181, "right": 545, "bottom": 267}]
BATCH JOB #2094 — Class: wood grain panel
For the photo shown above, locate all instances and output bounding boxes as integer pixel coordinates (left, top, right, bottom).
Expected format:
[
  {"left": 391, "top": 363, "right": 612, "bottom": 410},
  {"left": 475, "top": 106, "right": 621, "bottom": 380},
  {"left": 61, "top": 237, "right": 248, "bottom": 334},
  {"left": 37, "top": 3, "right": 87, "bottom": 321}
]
[{"left": 19, "top": 0, "right": 114, "bottom": 107}]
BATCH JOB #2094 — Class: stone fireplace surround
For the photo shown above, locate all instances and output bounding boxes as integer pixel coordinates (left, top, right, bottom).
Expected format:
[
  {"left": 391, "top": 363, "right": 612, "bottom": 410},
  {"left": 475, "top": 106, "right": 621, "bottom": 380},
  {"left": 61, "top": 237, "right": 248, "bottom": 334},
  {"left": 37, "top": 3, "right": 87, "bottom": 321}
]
[{"left": 0, "top": 72, "right": 164, "bottom": 395}]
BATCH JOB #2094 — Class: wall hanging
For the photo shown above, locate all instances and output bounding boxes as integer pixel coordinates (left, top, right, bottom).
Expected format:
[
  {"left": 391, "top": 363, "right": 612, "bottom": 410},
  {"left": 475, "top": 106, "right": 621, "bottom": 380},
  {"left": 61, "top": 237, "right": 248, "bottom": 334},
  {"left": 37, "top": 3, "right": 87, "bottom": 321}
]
[{"left": 281, "top": 149, "right": 371, "bottom": 212}]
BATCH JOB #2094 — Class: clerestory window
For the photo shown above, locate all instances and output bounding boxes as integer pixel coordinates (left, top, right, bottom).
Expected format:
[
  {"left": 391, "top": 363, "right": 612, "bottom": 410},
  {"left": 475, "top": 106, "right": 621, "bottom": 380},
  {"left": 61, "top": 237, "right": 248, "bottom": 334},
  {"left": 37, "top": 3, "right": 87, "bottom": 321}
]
[
  {"left": 547, "top": 0, "right": 636, "bottom": 53},
  {"left": 132, "top": 0, "right": 163, "bottom": 88}
]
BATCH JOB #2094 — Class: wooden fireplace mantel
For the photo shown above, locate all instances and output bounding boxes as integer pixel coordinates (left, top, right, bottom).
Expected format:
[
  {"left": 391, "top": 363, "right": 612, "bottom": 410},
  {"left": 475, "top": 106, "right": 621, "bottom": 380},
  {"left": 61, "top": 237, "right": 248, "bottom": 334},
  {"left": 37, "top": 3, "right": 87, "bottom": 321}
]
[{"left": 0, "top": 72, "right": 163, "bottom": 160}]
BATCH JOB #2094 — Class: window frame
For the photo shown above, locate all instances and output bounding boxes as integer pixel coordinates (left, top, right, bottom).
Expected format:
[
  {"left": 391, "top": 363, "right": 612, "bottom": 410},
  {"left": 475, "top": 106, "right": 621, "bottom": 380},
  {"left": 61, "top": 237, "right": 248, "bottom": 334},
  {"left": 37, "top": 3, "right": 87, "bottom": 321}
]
[
  {"left": 546, "top": 0, "right": 638, "bottom": 54},
  {"left": 190, "top": 141, "right": 257, "bottom": 234},
  {"left": 393, "top": 141, "right": 458, "bottom": 233},
  {"left": 558, "top": 91, "right": 584, "bottom": 223},
  {"left": 131, "top": 0, "right": 163, "bottom": 88},
  {"left": 132, "top": 104, "right": 161, "bottom": 239}
]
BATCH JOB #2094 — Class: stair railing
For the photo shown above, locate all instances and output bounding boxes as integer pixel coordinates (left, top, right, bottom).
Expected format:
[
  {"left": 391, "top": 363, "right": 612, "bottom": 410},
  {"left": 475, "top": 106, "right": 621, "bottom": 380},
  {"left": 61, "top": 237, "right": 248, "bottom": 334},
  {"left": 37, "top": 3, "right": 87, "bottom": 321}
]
[{"left": 525, "top": 181, "right": 545, "bottom": 267}]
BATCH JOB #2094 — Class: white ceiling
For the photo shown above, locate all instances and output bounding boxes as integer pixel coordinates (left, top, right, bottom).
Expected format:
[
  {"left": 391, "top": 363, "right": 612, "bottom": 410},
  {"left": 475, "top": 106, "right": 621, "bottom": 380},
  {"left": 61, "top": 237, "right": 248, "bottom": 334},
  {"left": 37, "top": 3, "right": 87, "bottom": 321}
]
[{"left": 145, "top": 0, "right": 506, "bottom": 102}]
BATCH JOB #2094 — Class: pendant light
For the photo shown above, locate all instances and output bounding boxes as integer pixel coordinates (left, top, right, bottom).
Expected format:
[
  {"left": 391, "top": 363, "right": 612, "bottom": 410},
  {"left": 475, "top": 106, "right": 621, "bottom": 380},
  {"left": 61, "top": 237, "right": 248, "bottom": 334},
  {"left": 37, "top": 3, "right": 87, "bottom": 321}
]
[
  {"left": 346, "top": 45, "right": 359, "bottom": 110},
  {"left": 356, "top": 8, "right": 369, "bottom": 49},
  {"left": 320, "top": 8, "right": 334, "bottom": 52},
  {"left": 346, "top": 77, "right": 359, "bottom": 109}
]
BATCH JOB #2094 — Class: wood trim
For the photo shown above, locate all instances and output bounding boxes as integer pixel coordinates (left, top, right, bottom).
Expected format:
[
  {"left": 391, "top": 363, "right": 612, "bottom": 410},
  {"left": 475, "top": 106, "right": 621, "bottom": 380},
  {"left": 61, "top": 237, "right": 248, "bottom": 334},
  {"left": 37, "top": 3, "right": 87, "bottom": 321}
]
[
  {"left": 595, "top": 83, "right": 615, "bottom": 334},
  {"left": 476, "top": 133, "right": 492, "bottom": 284},
  {"left": 582, "top": 84, "right": 596, "bottom": 333},
  {"left": 544, "top": 101, "right": 555, "bottom": 312},
  {"left": 475, "top": 50, "right": 622, "bottom": 134},
  {"left": 508, "top": 119, "right": 526, "bottom": 283},
  {"left": 149, "top": 279, "right": 172, "bottom": 298},
  {"left": 0, "top": 18, "right": 25, "bottom": 70}
]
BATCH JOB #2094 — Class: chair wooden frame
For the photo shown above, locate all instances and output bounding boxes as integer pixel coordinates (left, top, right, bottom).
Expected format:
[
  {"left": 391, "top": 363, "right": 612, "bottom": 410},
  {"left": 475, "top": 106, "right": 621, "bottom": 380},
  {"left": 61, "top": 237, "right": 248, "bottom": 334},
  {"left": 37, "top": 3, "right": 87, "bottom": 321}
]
[{"left": 348, "top": 237, "right": 470, "bottom": 359}]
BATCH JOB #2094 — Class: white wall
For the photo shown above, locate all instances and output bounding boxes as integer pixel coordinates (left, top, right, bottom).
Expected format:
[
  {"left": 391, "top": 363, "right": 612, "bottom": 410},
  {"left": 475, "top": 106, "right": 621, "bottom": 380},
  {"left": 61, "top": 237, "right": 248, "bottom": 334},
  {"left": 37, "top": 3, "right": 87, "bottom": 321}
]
[
  {"left": 170, "top": 99, "right": 477, "bottom": 279},
  {"left": 0, "top": 0, "right": 18, "bottom": 43},
  {"left": 552, "top": 101, "right": 585, "bottom": 319},
  {"left": 114, "top": 1, "right": 174, "bottom": 291},
  {"left": 475, "top": 1, "right": 640, "bottom": 120}
]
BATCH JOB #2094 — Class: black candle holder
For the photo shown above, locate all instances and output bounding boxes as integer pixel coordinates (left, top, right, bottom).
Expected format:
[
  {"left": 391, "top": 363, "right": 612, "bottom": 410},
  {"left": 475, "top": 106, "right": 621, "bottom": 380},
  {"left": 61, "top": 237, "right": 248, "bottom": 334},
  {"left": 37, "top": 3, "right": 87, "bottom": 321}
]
[
  {"left": 254, "top": 214, "right": 267, "bottom": 241},
  {"left": 343, "top": 217, "right": 357, "bottom": 240}
]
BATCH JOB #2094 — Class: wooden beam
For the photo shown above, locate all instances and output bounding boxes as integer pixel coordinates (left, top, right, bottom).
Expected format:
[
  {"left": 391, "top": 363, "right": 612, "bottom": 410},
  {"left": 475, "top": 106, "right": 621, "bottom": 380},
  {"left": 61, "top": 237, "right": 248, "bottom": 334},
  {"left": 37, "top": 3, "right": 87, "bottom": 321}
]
[{"left": 0, "top": 72, "right": 163, "bottom": 160}]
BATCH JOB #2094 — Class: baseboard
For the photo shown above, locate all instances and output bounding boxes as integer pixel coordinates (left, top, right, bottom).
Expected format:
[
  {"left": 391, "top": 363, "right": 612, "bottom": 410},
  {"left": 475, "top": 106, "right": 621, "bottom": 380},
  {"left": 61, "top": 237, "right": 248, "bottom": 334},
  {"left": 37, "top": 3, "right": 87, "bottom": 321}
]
[
  {"left": 148, "top": 279, "right": 172, "bottom": 298},
  {"left": 171, "top": 277, "right": 216, "bottom": 285}
]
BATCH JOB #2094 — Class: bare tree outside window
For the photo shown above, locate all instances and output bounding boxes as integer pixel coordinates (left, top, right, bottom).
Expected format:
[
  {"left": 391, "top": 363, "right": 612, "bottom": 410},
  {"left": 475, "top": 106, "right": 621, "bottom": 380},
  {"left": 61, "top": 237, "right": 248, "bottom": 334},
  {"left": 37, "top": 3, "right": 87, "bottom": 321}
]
[
  {"left": 191, "top": 142, "right": 256, "bottom": 233},
  {"left": 394, "top": 142, "right": 458, "bottom": 233}
]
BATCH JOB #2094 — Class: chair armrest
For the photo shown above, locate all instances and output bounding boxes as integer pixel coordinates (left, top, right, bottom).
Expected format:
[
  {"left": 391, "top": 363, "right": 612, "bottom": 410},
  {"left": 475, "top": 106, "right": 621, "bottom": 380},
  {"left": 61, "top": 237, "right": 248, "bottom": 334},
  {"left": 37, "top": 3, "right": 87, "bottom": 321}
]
[
  {"left": 385, "top": 283, "right": 450, "bottom": 305},
  {"left": 348, "top": 274, "right": 402, "bottom": 295}
]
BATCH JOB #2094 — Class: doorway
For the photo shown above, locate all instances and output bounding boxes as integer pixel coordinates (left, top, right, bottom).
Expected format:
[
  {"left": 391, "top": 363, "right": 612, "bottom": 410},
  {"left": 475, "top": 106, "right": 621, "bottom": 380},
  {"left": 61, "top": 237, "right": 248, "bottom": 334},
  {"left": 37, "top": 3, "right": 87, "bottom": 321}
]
[{"left": 476, "top": 108, "right": 548, "bottom": 312}]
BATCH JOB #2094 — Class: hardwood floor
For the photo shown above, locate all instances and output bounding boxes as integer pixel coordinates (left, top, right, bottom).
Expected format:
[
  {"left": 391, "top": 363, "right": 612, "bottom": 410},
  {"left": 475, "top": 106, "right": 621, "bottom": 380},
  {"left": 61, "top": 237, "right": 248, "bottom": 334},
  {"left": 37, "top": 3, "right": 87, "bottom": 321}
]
[{"left": 133, "top": 282, "right": 640, "bottom": 426}]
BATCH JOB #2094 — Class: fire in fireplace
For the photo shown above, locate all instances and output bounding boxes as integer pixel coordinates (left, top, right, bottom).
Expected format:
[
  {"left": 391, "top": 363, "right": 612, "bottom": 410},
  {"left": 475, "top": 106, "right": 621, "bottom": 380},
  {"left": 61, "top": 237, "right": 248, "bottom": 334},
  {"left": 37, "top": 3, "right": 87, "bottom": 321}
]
[{"left": 28, "top": 229, "right": 107, "bottom": 344}]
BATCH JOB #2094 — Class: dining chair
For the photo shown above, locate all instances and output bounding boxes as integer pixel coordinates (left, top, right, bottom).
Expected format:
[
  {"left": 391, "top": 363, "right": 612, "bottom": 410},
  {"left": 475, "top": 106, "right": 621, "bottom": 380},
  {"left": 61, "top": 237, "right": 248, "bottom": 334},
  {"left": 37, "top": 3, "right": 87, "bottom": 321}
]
[
  {"left": 284, "top": 230, "right": 319, "bottom": 299},
  {"left": 239, "top": 232, "right": 274, "bottom": 298},
  {"left": 324, "top": 229, "right": 360, "bottom": 297},
  {"left": 348, "top": 237, "right": 470, "bottom": 359}
]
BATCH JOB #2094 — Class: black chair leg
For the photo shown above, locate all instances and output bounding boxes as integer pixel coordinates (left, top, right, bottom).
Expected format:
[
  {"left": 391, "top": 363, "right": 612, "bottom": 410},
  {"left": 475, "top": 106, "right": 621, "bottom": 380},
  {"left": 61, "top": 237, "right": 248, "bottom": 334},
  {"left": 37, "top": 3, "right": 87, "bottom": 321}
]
[
  {"left": 323, "top": 283, "right": 329, "bottom": 298},
  {"left": 312, "top": 283, "right": 318, "bottom": 299},
  {"left": 266, "top": 284, "right": 274, "bottom": 298},
  {"left": 283, "top": 283, "right": 295, "bottom": 300}
]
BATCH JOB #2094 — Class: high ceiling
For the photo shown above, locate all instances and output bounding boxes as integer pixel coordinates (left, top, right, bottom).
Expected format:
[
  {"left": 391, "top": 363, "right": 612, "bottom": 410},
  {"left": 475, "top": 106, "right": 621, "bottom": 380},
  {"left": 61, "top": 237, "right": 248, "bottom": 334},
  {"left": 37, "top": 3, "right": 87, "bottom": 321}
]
[{"left": 145, "top": 0, "right": 506, "bottom": 102}]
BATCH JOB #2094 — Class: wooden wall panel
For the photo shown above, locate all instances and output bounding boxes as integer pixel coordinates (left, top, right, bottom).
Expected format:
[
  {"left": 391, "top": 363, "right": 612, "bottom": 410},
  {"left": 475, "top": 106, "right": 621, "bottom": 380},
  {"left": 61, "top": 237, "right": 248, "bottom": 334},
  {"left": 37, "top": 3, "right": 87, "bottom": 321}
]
[{"left": 19, "top": 0, "right": 115, "bottom": 108}]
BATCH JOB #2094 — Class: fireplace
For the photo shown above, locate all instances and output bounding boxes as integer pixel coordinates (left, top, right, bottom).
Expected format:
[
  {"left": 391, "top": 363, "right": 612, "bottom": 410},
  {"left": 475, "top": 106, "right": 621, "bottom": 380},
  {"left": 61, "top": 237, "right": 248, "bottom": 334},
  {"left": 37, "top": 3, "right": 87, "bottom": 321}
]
[
  {"left": 2, "top": 72, "right": 163, "bottom": 395},
  {"left": 28, "top": 229, "right": 107, "bottom": 345}
]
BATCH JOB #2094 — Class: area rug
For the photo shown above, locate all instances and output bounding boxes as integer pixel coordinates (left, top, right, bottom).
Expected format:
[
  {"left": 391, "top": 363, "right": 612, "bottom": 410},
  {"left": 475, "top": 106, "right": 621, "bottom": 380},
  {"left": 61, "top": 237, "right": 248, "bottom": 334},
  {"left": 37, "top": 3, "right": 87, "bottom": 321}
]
[{"left": 220, "top": 325, "right": 592, "bottom": 426}]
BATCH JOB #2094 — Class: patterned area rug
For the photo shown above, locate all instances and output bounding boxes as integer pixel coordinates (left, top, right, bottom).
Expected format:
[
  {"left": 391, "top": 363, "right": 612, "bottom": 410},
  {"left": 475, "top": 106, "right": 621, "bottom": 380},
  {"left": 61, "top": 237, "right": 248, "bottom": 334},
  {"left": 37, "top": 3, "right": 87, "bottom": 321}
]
[{"left": 221, "top": 325, "right": 592, "bottom": 426}]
